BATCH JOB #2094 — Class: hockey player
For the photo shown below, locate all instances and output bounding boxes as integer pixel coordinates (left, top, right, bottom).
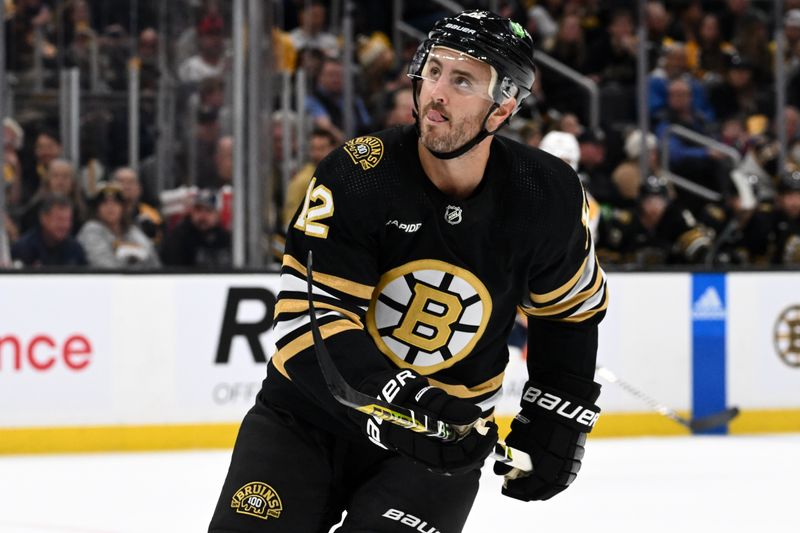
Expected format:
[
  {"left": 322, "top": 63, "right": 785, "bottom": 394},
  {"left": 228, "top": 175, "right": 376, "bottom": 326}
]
[{"left": 209, "top": 10, "right": 608, "bottom": 533}]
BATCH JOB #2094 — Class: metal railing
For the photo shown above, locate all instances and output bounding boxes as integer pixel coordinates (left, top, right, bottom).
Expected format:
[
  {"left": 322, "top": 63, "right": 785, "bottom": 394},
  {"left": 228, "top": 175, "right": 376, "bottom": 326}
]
[
  {"left": 659, "top": 124, "right": 760, "bottom": 267},
  {"left": 660, "top": 124, "right": 756, "bottom": 207},
  {"left": 533, "top": 50, "right": 600, "bottom": 132}
]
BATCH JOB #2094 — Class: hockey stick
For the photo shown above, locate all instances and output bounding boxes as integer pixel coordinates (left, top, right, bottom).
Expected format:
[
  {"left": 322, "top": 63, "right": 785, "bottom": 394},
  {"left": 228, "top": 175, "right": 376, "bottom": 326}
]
[
  {"left": 305, "top": 251, "right": 532, "bottom": 472},
  {"left": 595, "top": 365, "right": 740, "bottom": 432}
]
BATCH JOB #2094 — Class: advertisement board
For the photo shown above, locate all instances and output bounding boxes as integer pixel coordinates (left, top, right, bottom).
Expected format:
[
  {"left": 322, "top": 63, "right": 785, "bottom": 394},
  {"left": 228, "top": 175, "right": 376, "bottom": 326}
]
[{"left": 1, "top": 271, "right": 798, "bottom": 453}]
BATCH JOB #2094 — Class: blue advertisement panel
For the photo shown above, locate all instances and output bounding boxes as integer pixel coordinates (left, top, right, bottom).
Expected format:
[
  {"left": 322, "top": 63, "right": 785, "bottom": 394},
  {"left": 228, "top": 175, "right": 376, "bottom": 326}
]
[{"left": 691, "top": 273, "right": 728, "bottom": 435}]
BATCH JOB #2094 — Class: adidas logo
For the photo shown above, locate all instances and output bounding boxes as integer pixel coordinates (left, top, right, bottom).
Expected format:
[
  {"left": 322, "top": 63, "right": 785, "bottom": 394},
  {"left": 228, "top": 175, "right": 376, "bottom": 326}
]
[{"left": 693, "top": 287, "right": 726, "bottom": 320}]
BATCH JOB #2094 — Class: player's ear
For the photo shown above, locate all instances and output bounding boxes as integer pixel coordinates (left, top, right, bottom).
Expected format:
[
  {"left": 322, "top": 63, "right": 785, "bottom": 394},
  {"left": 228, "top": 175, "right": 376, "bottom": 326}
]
[{"left": 487, "top": 97, "right": 516, "bottom": 132}]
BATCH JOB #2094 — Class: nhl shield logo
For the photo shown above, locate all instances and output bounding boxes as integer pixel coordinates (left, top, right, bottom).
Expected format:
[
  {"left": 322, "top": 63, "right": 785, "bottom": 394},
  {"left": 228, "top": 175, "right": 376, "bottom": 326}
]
[{"left": 444, "top": 205, "right": 462, "bottom": 225}]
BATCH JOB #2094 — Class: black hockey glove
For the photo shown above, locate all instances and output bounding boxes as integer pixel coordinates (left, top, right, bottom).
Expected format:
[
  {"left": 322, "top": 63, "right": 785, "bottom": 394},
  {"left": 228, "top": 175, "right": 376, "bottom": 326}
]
[
  {"left": 494, "top": 374, "right": 601, "bottom": 501},
  {"left": 357, "top": 369, "right": 498, "bottom": 476}
]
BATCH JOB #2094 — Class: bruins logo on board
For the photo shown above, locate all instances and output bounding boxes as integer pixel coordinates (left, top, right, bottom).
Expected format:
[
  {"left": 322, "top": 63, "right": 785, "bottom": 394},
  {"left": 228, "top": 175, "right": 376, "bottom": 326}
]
[
  {"left": 774, "top": 305, "right": 800, "bottom": 368},
  {"left": 344, "top": 136, "right": 384, "bottom": 170},
  {"left": 231, "top": 482, "right": 283, "bottom": 520},
  {"left": 366, "top": 260, "right": 492, "bottom": 374}
]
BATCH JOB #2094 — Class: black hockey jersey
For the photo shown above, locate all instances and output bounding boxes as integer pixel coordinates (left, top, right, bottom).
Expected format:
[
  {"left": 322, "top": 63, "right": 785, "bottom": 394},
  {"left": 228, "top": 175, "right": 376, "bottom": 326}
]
[{"left": 261, "top": 125, "right": 608, "bottom": 437}]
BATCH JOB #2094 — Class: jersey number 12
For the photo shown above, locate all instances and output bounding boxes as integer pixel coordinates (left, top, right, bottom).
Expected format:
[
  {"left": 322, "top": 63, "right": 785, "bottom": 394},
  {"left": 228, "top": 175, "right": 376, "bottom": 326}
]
[{"left": 294, "top": 177, "right": 334, "bottom": 239}]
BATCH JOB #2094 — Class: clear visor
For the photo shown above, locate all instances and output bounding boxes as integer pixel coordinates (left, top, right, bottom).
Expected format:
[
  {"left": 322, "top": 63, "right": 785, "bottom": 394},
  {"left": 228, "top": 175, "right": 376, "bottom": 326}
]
[{"left": 408, "top": 46, "right": 497, "bottom": 102}]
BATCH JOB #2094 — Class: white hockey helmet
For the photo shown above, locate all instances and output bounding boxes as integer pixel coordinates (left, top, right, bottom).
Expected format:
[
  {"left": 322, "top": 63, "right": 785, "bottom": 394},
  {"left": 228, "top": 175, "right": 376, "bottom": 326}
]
[{"left": 539, "top": 131, "right": 580, "bottom": 171}]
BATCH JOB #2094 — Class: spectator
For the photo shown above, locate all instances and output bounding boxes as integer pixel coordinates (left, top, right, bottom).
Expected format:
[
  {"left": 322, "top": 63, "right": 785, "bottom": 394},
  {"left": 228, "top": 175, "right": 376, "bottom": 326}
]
[
  {"left": 3, "top": 118, "right": 25, "bottom": 209},
  {"left": 518, "top": 120, "right": 543, "bottom": 148},
  {"left": 58, "top": 0, "right": 93, "bottom": 48},
  {"left": 576, "top": 129, "right": 612, "bottom": 203},
  {"left": 654, "top": 78, "right": 733, "bottom": 213},
  {"left": 381, "top": 87, "right": 415, "bottom": 128},
  {"left": 707, "top": 54, "right": 773, "bottom": 122},
  {"left": 295, "top": 46, "right": 327, "bottom": 87},
  {"left": 718, "top": 0, "right": 765, "bottom": 43},
  {"left": 138, "top": 27, "right": 161, "bottom": 91},
  {"left": 19, "top": 158, "right": 88, "bottom": 234},
  {"left": 198, "top": 76, "right": 229, "bottom": 132},
  {"left": 267, "top": 111, "right": 300, "bottom": 222},
  {"left": 685, "top": 13, "right": 737, "bottom": 81},
  {"left": 306, "top": 57, "right": 372, "bottom": 138},
  {"left": 556, "top": 112, "right": 583, "bottom": 137},
  {"left": 3, "top": 149, "right": 23, "bottom": 212},
  {"left": 645, "top": 1, "right": 673, "bottom": 67},
  {"left": 5, "top": 0, "right": 56, "bottom": 75},
  {"left": 357, "top": 32, "right": 396, "bottom": 97},
  {"left": 289, "top": 1, "right": 340, "bottom": 55},
  {"left": 648, "top": 43, "right": 715, "bottom": 123},
  {"left": 526, "top": 0, "right": 563, "bottom": 48},
  {"left": 596, "top": 175, "right": 712, "bottom": 266},
  {"left": 178, "top": 13, "right": 227, "bottom": 83},
  {"left": 203, "top": 134, "right": 233, "bottom": 189},
  {"left": 540, "top": 14, "right": 590, "bottom": 122},
  {"left": 718, "top": 116, "right": 751, "bottom": 156},
  {"left": 3, "top": 118, "right": 25, "bottom": 154},
  {"left": 586, "top": 9, "right": 638, "bottom": 87},
  {"left": 773, "top": 169, "right": 800, "bottom": 264},
  {"left": 281, "top": 128, "right": 338, "bottom": 229},
  {"left": 742, "top": 170, "right": 800, "bottom": 264},
  {"left": 667, "top": 0, "right": 704, "bottom": 43},
  {"left": 98, "top": 24, "right": 129, "bottom": 91},
  {"left": 612, "top": 130, "right": 660, "bottom": 206},
  {"left": 539, "top": 130, "right": 600, "bottom": 238},
  {"left": 77, "top": 182, "right": 160, "bottom": 269},
  {"left": 159, "top": 189, "right": 231, "bottom": 267},
  {"left": 21, "top": 130, "right": 62, "bottom": 203},
  {"left": 11, "top": 193, "right": 87, "bottom": 267},
  {"left": 111, "top": 167, "right": 163, "bottom": 243},
  {"left": 186, "top": 102, "right": 223, "bottom": 189},
  {"left": 271, "top": 27, "right": 297, "bottom": 73},
  {"left": 732, "top": 10, "right": 773, "bottom": 85},
  {"left": 70, "top": 29, "right": 103, "bottom": 90},
  {"left": 783, "top": 10, "right": 800, "bottom": 69}
]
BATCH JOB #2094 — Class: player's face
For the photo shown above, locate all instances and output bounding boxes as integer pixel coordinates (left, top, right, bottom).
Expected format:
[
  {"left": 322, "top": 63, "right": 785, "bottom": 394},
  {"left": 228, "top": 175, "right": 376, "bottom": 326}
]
[{"left": 415, "top": 47, "right": 495, "bottom": 154}]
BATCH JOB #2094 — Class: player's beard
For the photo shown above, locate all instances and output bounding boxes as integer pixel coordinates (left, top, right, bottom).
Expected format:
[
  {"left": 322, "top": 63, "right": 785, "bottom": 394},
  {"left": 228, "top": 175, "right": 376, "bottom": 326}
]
[{"left": 419, "top": 101, "right": 490, "bottom": 154}]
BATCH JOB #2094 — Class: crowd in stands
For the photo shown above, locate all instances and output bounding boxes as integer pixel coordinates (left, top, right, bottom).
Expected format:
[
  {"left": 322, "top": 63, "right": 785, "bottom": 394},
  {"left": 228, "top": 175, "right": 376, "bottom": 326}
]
[{"left": 2, "top": 0, "right": 800, "bottom": 270}]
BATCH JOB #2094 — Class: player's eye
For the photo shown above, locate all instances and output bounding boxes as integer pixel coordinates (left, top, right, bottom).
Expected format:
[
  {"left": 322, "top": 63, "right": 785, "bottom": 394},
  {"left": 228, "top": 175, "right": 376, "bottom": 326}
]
[{"left": 454, "top": 76, "right": 473, "bottom": 90}]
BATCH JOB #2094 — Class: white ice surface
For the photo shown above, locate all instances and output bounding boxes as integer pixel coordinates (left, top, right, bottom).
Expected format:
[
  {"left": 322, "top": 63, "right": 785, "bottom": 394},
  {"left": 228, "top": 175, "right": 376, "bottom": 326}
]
[{"left": 0, "top": 434, "right": 797, "bottom": 533}]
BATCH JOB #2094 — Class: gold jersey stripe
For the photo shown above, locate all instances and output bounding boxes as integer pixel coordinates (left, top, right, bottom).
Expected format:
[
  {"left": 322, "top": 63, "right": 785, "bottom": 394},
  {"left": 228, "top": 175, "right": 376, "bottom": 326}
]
[
  {"left": 283, "top": 254, "right": 374, "bottom": 301},
  {"left": 523, "top": 260, "right": 604, "bottom": 317},
  {"left": 275, "top": 298, "right": 364, "bottom": 329},
  {"left": 271, "top": 319, "right": 361, "bottom": 378},
  {"left": 529, "top": 254, "right": 589, "bottom": 305},
  {"left": 559, "top": 289, "right": 609, "bottom": 323},
  {"left": 427, "top": 372, "right": 505, "bottom": 399}
]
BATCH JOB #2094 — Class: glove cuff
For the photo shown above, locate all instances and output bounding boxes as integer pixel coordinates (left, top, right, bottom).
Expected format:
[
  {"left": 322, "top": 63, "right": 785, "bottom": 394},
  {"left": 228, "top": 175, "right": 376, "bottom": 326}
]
[{"left": 519, "top": 380, "right": 601, "bottom": 433}]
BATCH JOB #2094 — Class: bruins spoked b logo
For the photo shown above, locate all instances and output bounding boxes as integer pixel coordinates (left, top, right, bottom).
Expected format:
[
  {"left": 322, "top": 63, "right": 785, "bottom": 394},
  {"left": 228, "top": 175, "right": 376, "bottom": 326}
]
[
  {"left": 774, "top": 305, "right": 800, "bottom": 368},
  {"left": 231, "top": 482, "right": 283, "bottom": 521},
  {"left": 367, "top": 260, "right": 492, "bottom": 374}
]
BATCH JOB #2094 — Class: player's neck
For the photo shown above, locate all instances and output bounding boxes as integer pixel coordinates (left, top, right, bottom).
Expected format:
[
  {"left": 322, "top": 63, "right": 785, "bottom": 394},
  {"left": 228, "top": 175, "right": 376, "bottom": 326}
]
[{"left": 417, "top": 137, "right": 492, "bottom": 199}]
